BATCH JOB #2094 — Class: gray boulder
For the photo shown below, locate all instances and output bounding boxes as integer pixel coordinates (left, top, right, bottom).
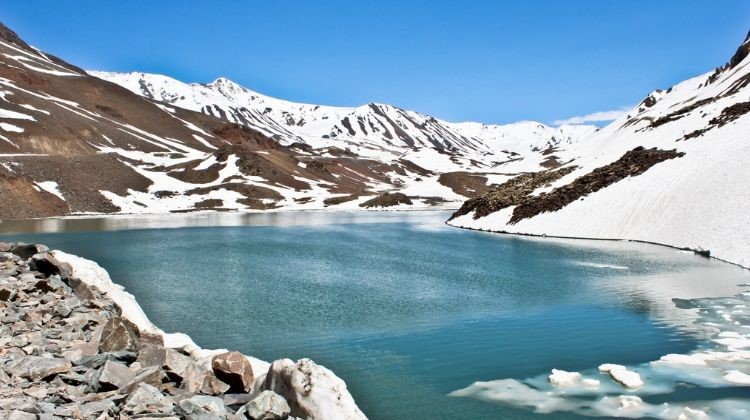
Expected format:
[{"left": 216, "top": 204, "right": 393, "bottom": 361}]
[
  {"left": 93, "top": 360, "right": 135, "bottom": 391},
  {"left": 122, "top": 383, "right": 174, "bottom": 416},
  {"left": 137, "top": 344, "right": 191, "bottom": 379},
  {"left": 29, "top": 252, "right": 72, "bottom": 280},
  {"left": 99, "top": 316, "right": 140, "bottom": 353},
  {"left": 178, "top": 395, "right": 228, "bottom": 418},
  {"left": 6, "top": 356, "right": 71, "bottom": 381},
  {"left": 182, "top": 362, "right": 230, "bottom": 395},
  {"left": 243, "top": 390, "right": 291, "bottom": 420},
  {"left": 10, "top": 243, "right": 48, "bottom": 259}
]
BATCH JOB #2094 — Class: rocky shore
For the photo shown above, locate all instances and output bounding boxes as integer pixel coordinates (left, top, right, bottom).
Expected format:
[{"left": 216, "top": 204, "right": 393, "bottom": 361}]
[{"left": 0, "top": 242, "right": 365, "bottom": 419}]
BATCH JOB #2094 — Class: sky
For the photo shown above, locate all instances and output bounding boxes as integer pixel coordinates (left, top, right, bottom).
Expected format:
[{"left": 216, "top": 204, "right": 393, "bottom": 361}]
[{"left": 1, "top": 1, "right": 749, "bottom": 126}]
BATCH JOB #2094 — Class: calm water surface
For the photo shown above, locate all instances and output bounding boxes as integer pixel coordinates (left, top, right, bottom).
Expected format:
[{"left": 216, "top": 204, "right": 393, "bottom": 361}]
[{"left": 2, "top": 211, "right": 748, "bottom": 419}]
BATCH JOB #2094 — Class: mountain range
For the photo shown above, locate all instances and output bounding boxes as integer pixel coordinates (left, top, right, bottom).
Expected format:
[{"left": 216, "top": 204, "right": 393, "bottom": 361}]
[
  {"left": 1, "top": 21, "right": 748, "bottom": 267},
  {"left": 0, "top": 21, "right": 597, "bottom": 219}
]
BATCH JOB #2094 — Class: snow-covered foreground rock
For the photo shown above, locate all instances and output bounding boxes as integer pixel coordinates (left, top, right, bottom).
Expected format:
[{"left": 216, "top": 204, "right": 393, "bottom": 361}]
[
  {"left": 0, "top": 241, "right": 365, "bottom": 419},
  {"left": 448, "top": 30, "right": 750, "bottom": 269}
]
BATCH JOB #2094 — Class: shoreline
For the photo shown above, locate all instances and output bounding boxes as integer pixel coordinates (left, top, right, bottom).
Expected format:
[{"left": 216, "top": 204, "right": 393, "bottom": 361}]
[
  {"left": 53, "top": 249, "right": 367, "bottom": 420},
  {"left": 445, "top": 222, "right": 750, "bottom": 271},
  {"left": 0, "top": 204, "right": 463, "bottom": 223},
  {"left": 0, "top": 242, "right": 366, "bottom": 419}
]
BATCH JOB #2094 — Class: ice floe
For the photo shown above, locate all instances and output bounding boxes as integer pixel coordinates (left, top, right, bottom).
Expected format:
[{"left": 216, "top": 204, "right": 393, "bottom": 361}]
[{"left": 450, "top": 286, "right": 750, "bottom": 418}]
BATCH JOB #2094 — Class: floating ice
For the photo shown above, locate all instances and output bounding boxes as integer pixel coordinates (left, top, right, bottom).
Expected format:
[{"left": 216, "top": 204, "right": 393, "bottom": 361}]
[
  {"left": 598, "top": 364, "right": 644, "bottom": 389},
  {"left": 450, "top": 287, "right": 750, "bottom": 418},
  {"left": 548, "top": 369, "right": 581, "bottom": 387}
]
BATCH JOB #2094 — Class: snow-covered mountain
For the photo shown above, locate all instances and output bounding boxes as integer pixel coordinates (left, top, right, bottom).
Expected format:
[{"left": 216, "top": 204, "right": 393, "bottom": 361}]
[
  {"left": 0, "top": 21, "right": 598, "bottom": 219},
  {"left": 90, "top": 71, "right": 597, "bottom": 172},
  {"left": 449, "top": 30, "right": 750, "bottom": 268}
]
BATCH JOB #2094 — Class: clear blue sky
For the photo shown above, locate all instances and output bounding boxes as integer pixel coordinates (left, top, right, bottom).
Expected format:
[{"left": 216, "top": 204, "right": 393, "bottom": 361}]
[{"left": 2, "top": 1, "right": 749, "bottom": 125}]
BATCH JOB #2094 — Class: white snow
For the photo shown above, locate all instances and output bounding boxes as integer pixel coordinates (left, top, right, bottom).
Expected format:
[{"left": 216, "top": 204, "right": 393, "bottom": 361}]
[
  {"left": 36, "top": 181, "right": 65, "bottom": 201},
  {"left": 89, "top": 70, "right": 596, "bottom": 174},
  {"left": 448, "top": 50, "right": 750, "bottom": 269},
  {"left": 548, "top": 369, "right": 581, "bottom": 387},
  {"left": 0, "top": 122, "right": 23, "bottom": 133},
  {"left": 0, "top": 108, "right": 35, "bottom": 120},
  {"left": 598, "top": 364, "right": 644, "bottom": 389}
]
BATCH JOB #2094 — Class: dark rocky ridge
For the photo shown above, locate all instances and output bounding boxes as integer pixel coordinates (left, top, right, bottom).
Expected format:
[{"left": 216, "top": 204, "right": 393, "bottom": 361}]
[
  {"left": 449, "top": 166, "right": 576, "bottom": 221},
  {"left": 508, "top": 147, "right": 684, "bottom": 224},
  {"left": 359, "top": 192, "right": 413, "bottom": 208},
  {"left": 450, "top": 147, "right": 684, "bottom": 224}
]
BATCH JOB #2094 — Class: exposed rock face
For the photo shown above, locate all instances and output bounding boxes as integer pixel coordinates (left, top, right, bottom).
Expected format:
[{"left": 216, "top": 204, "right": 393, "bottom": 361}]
[
  {"left": 212, "top": 351, "right": 255, "bottom": 393},
  {"left": 450, "top": 166, "right": 576, "bottom": 220},
  {"left": 507, "top": 147, "right": 684, "bottom": 224},
  {"left": 359, "top": 192, "right": 412, "bottom": 208},
  {"left": 450, "top": 147, "right": 684, "bottom": 224}
]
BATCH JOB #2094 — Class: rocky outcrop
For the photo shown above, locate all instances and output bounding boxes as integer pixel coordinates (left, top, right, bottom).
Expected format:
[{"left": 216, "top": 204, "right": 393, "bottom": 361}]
[
  {"left": 359, "top": 192, "right": 412, "bottom": 208},
  {"left": 507, "top": 147, "right": 684, "bottom": 224},
  {"left": 449, "top": 166, "right": 576, "bottom": 220},
  {"left": 450, "top": 147, "right": 683, "bottom": 224},
  {"left": 0, "top": 242, "right": 367, "bottom": 419}
]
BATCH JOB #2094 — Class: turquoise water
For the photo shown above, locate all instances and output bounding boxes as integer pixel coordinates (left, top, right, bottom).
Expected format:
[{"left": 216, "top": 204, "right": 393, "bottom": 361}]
[{"left": 2, "top": 211, "right": 748, "bottom": 419}]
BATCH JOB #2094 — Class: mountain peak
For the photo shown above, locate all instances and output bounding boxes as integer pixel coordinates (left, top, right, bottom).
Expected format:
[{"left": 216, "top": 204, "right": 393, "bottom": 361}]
[
  {"left": 0, "top": 22, "right": 29, "bottom": 49},
  {"left": 729, "top": 29, "right": 750, "bottom": 69}
]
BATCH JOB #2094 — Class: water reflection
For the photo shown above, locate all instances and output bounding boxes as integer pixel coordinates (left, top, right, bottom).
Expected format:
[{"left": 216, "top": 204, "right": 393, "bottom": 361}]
[{"left": 0, "top": 210, "right": 450, "bottom": 234}]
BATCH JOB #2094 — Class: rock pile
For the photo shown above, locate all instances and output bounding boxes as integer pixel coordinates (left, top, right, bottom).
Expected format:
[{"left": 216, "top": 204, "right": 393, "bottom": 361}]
[{"left": 0, "top": 242, "right": 349, "bottom": 419}]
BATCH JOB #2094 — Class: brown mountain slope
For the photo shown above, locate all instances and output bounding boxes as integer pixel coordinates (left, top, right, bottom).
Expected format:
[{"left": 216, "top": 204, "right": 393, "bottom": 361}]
[{"left": 0, "top": 23, "right": 490, "bottom": 218}]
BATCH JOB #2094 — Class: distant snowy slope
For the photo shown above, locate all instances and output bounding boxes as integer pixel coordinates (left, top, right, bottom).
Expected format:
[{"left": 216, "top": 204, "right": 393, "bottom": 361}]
[
  {"left": 449, "top": 30, "right": 750, "bottom": 268},
  {"left": 90, "top": 70, "right": 597, "bottom": 171}
]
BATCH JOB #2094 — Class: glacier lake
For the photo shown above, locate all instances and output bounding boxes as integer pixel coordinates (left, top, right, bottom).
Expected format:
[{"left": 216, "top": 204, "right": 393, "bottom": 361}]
[{"left": 2, "top": 211, "right": 749, "bottom": 419}]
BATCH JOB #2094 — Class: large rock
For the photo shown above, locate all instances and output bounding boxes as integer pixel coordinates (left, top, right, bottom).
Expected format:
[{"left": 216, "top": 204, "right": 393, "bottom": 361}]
[
  {"left": 10, "top": 243, "right": 48, "bottom": 259},
  {"left": 6, "top": 356, "right": 71, "bottom": 381},
  {"left": 29, "top": 252, "right": 72, "bottom": 280},
  {"left": 178, "top": 395, "right": 227, "bottom": 418},
  {"left": 99, "top": 316, "right": 140, "bottom": 353},
  {"left": 137, "top": 344, "right": 191, "bottom": 380},
  {"left": 124, "top": 366, "right": 168, "bottom": 392},
  {"left": 244, "top": 390, "right": 291, "bottom": 420},
  {"left": 182, "top": 362, "right": 230, "bottom": 395},
  {"left": 212, "top": 351, "right": 254, "bottom": 393},
  {"left": 262, "top": 358, "right": 365, "bottom": 420},
  {"left": 79, "top": 399, "right": 116, "bottom": 418},
  {"left": 94, "top": 360, "right": 135, "bottom": 391},
  {"left": 122, "top": 383, "right": 175, "bottom": 416}
]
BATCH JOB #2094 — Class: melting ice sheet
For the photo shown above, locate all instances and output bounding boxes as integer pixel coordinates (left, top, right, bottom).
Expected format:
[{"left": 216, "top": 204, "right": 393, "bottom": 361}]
[{"left": 450, "top": 287, "right": 750, "bottom": 419}]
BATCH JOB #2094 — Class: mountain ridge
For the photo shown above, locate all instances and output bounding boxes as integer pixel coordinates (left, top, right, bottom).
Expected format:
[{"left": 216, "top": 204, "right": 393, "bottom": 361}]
[
  {"left": 448, "top": 28, "right": 750, "bottom": 269},
  {"left": 0, "top": 21, "right": 596, "bottom": 219}
]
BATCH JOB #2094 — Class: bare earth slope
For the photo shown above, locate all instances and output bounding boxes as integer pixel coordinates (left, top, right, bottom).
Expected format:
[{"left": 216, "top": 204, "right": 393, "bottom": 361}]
[{"left": 449, "top": 30, "right": 750, "bottom": 268}]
